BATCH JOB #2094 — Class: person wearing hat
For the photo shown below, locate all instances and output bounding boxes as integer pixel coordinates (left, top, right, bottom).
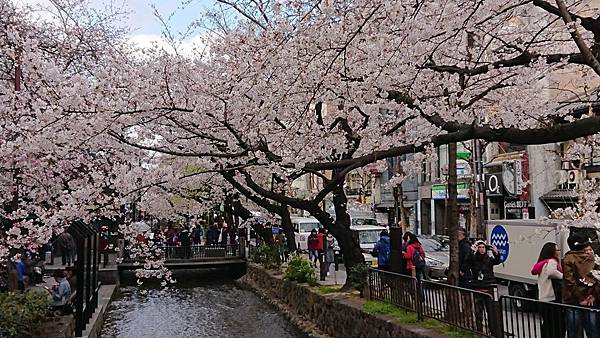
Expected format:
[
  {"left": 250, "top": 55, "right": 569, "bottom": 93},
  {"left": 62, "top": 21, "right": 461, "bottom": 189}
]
[
  {"left": 562, "top": 232, "right": 599, "bottom": 338},
  {"left": 46, "top": 270, "right": 72, "bottom": 315},
  {"left": 463, "top": 240, "right": 501, "bottom": 335}
]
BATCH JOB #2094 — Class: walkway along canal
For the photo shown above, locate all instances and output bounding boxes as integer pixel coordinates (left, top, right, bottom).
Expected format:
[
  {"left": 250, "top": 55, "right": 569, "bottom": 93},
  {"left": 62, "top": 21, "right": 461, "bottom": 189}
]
[{"left": 100, "top": 271, "right": 306, "bottom": 338}]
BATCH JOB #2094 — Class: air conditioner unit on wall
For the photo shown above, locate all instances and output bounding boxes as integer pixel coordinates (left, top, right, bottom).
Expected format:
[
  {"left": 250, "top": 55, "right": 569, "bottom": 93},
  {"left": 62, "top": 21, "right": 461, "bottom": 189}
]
[
  {"left": 562, "top": 160, "right": 584, "bottom": 170},
  {"left": 567, "top": 169, "right": 583, "bottom": 188}
]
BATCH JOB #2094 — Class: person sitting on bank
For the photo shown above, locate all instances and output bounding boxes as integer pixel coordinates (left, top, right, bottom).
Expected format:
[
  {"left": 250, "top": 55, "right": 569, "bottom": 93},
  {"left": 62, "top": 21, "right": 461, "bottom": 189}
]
[{"left": 46, "top": 270, "right": 72, "bottom": 314}]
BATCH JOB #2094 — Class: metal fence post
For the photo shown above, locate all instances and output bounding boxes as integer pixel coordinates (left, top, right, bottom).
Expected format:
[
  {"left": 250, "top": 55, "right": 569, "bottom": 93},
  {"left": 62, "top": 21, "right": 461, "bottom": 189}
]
[
  {"left": 415, "top": 278, "right": 423, "bottom": 321},
  {"left": 367, "top": 269, "right": 372, "bottom": 300},
  {"left": 492, "top": 290, "right": 504, "bottom": 338}
]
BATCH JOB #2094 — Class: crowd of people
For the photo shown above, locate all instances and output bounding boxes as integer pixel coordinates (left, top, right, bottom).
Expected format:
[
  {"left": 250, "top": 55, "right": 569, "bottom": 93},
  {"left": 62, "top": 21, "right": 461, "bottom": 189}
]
[
  {"left": 531, "top": 232, "right": 600, "bottom": 338},
  {"left": 370, "top": 227, "right": 600, "bottom": 338},
  {"left": 140, "top": 222, "right": 243, "bottom": 260},
  {"left": 306, "top": 228, "right": 337, "bottom": 281}
]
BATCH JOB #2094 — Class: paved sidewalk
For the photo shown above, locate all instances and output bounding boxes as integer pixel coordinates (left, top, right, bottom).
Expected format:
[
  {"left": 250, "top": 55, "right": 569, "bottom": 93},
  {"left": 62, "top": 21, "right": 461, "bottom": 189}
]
[{"left": 316, "top": 264, "right": 347, "bottom": 286}]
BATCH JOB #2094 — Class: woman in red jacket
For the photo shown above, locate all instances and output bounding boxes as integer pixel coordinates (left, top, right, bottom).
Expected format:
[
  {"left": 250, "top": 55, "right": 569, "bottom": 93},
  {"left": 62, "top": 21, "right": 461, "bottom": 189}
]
[
  {"left": 307, "top": 229, "right": 320, "bottom": 264},
  {"left": 403, "top": 233, "right": 426, "bottom": 282}
]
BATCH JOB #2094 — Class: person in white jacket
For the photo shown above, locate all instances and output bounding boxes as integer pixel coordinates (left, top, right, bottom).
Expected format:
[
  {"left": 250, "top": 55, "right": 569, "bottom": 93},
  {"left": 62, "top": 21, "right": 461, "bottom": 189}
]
[{"left": 531, "top": 242, "right": 564, "bottom": 338}]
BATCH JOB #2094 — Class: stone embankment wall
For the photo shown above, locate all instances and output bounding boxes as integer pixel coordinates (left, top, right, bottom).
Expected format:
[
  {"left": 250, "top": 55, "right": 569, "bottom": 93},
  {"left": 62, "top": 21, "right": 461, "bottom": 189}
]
[
  {"left": 238, "top": 264, "right": 448, "bottom": 338},
  {"left": 31, "top": 317, "right": 74, "bottom": 338}
]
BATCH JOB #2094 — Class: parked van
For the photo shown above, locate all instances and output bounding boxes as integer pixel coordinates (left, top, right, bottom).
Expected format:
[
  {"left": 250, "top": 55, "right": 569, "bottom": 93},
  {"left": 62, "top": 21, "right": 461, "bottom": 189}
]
[
  {"left": 485, "top": 219, "right": 600, "bottom": 309},
  {"left": 292, "top": 216, "right": 322, "bottom": 251},
  {"left": 350, "top": 225, "right": 388, "bottom": 266}
]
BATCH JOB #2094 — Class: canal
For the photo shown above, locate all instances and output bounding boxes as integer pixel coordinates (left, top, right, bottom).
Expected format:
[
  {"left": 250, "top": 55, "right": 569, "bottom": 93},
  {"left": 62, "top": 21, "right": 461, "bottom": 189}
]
[{"left": 100, "top": 272, "right": 305, "bottom": 338}]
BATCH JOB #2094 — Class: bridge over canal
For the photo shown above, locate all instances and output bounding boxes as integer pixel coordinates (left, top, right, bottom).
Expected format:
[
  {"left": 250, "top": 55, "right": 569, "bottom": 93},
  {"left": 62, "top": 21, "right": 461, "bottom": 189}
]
[{"left": 117, "top": 244, "right": 247, "bottom": 277}]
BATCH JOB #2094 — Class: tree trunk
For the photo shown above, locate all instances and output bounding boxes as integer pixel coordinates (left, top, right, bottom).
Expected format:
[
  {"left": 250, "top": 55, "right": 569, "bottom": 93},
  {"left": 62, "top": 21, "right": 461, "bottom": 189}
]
[
  {"left": 310, "top": 182, "right": 364, "bottom": 291},
  {"left": 398, "top": 184, "right": 410, "bottom": 233},
  {"left": 222, "top": 171, "right": 297, "bottom": 250},
  {"left": 279, "top": 207, "right": 297, "bottom": 253},
  {"left": 447, "top": 142, "right": 460, "bottom": 286},
  {"left": 468, "top": 183, "right": 478, "bottom": 239},
  {"left": 224, "top": 194, "right": 235, "bottom": 230}
]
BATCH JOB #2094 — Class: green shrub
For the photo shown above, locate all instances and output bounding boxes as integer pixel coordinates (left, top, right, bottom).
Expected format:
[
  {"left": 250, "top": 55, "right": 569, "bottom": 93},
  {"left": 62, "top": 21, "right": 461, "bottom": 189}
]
[
  {"left": 251, "top": 244, "right": 280, "bottom": 269},
  {"left": 0, "top": 291, "right": 51, "bottom": 337},
  {"left": 285, "top": 256, "right": 317, "bottom": 285},
  {"left": 347, "top": 263, "right": 369, "bottom": 297}
]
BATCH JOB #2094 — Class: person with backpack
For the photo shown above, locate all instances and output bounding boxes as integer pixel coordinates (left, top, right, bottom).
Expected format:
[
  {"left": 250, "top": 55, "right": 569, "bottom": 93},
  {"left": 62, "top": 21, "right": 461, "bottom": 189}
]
[
  {"left": 373, "top": 230, "right": 391, "bottom": 271},
  {"left": 403, "top": 233, "right": 425, "bottom": 281}
]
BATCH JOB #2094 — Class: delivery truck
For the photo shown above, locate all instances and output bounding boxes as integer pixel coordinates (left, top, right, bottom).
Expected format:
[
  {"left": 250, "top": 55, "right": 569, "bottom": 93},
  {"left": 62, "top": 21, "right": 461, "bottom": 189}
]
[{"left": 486, "top": 219, "right": 600, "bottom": 309}]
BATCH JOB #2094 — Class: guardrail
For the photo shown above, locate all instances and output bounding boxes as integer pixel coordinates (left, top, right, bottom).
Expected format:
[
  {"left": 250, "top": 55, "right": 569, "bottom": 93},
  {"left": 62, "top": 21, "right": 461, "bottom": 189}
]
[
  {"left": 368, "top": 268, "right": 499, "bottom": 338},
  {"left": 160, "top": 244, "right": 241, "bottom": 260},
  {"left": 368, "top": 268, "right": 600, "bottom": 338},
  {"left": 420, "top": 279, "right": 500, "bottom": 337},
  {"left": 368, "top": 268, "right": 418, "bottom": 312},
  {"left": 501, "top": 295, "right": 600, "bottom": 338}
]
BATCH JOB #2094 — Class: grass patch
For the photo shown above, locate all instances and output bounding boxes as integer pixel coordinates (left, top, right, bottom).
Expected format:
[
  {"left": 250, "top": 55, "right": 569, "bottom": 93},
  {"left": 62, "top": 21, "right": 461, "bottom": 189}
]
[
  {"left": 314, "top": 285, "right": 342, "bottom": 294},
  {"left": 363, "top": 301, "right": 476, "bottom": 338},
  {"left": 363, "top": 300, "right": 419, "bottom": 323}
]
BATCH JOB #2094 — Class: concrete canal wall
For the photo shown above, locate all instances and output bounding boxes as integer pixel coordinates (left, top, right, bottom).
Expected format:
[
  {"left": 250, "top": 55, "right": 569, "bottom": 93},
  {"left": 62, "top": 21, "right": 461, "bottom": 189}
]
[{"left": 239, "top": 263, "right": 448, "bottom": 338}]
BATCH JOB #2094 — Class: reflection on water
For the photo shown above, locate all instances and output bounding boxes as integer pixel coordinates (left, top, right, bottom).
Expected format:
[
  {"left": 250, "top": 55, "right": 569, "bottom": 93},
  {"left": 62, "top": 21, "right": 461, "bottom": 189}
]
[{"left": 100, "top": 275, "right": 305, "bottom": 338}]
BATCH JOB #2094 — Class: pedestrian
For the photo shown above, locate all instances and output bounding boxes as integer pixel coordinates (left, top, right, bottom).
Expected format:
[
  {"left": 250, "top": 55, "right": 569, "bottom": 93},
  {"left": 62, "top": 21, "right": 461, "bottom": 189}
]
[
  {"left": 64, "top": 266, "right": 77, "bottom": 291},
  {"left": 458, "top": 227, "right": 473, "bottom": 288},
  {"left": 307, "top": 229, "right": 319, "bottom": 265},
  {"left": 220, "top": 224, "right": 229, "bottom": 245},
  {"left": 14, "top": 254, "right": 27, "bottom": 291},
  {"left": 531, "top": 242, "right": 565, "bottom": 338},
  {"left": 207, "top": 223, "right": 219, "bottom": 245},
  {"left": 373, "top": 230, "right": 391, "bottom": 271},
  {"left": 324, "top": 232, "right": 336, "bottom": 274},
  {"left": 562, "top": 233, "right": 599, "bottom": 338},
  {"left": 464, "top": 240, "right": 501, "bottom": 336},
  {"left": 317, "top": 228, "right": 327, "bottom": 281},
  {"left": 276, "top": 233, "right": 288, "bottom": 263},
  {"left": 192, "top": 224, "right": 204, "bottom": 245},
  {"left": 228, "top": 226, "right": 237, "bottom": 245},
  {"left": 402, "top": 231, "right": 412, "bottom": 252},
  {"left": 403, "top": 233, "right": 426, "bottom": 282},
  {"left": 57, "top": 231, "right": 76, "bottom": 266},
  {"left": 99, "top": 226, "right": 110, "bottom": 267},
  {"left": 180, "top": 227, "right": 191, "bottom": 259},
  {"left": 46, "top": 270, "right": 72, "bottom": 315}
]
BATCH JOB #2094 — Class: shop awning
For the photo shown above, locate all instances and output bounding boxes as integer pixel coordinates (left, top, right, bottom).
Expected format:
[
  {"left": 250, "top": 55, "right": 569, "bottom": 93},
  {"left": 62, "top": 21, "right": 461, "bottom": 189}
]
[
  {"left": 484, "top": 151, "right": 525, "bottom": 168},
  {"left": 541, "top": 189, "right": 579, "bottom": 201}
]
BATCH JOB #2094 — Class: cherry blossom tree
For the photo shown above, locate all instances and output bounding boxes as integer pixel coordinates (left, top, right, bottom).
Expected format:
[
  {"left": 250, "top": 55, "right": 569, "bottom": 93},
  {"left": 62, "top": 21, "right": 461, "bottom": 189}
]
[{"left": 6, "top": 0, "right": 600, "bottom": 288}]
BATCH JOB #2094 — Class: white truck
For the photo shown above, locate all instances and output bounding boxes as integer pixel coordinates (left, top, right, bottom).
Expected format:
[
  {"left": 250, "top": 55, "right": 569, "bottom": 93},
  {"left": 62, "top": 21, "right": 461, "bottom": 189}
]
[
  {"left": 486, "top": 219, "right": 599, "bottom": 309},
  {"left": 292, "top": 216, "right": 322, "bottom": 252}
]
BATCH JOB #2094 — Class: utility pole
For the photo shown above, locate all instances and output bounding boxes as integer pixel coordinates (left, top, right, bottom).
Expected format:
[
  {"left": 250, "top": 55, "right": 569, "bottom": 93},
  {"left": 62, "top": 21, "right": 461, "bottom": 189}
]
[{"left": 447, "top": 143, "right": 459, "bottom": 286}]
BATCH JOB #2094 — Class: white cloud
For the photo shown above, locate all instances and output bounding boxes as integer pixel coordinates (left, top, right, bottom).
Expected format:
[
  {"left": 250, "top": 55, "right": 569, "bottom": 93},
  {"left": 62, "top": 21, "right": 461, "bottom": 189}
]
[{"left": 127, "top": 33, "right": 211, "bottom": 58}]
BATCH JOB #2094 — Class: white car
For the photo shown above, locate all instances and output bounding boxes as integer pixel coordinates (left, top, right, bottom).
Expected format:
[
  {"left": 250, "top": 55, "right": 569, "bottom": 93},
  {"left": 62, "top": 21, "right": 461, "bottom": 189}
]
[
  {"left": 350, "top": 225, "right": 388, "bottom": 266},
  {"left": 292, "top": 216, "right": 322, "bottom": 251}
]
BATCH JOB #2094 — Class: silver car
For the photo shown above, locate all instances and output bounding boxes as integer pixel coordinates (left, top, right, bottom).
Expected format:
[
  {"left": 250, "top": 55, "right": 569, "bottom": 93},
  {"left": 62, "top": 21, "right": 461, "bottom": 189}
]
[{"left": 418, "top": 236, "right": 449, "bottom": 280}]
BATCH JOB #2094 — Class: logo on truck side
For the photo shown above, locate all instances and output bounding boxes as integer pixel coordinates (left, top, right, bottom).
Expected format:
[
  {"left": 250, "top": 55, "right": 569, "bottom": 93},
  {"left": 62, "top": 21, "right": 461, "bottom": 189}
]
[{"left": 490, "top": 225, "right": 509, "bottom": 263}]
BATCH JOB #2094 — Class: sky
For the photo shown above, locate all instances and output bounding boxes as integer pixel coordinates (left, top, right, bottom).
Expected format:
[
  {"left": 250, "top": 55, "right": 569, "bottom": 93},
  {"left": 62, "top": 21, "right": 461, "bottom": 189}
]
[{"left": 18, "top": 0, "right": 216, "bottom": 54}]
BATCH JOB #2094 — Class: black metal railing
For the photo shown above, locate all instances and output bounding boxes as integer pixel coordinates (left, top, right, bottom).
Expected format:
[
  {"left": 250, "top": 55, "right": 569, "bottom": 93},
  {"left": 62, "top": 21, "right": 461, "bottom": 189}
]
[
  {"left": 501, "top": 295, "right": 600, "bottom": 338},
  {"left": 161, "top": 244, "right": 241, "bottom": 260},
  {"left": 368, "top": 268, "right": 498, "bottom": 337},
  {"left": 420, "top": 279, "right": 499, "bottom": 337},
  {"left": 368, "top": 268, "right": 418, "bottom": 312}
]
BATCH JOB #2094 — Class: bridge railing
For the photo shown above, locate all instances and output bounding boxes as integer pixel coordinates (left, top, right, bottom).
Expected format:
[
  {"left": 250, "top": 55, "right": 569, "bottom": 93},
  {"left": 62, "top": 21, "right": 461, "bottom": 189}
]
[{"left": 161, "top": 244, "right": 241, "bottom": 260}]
